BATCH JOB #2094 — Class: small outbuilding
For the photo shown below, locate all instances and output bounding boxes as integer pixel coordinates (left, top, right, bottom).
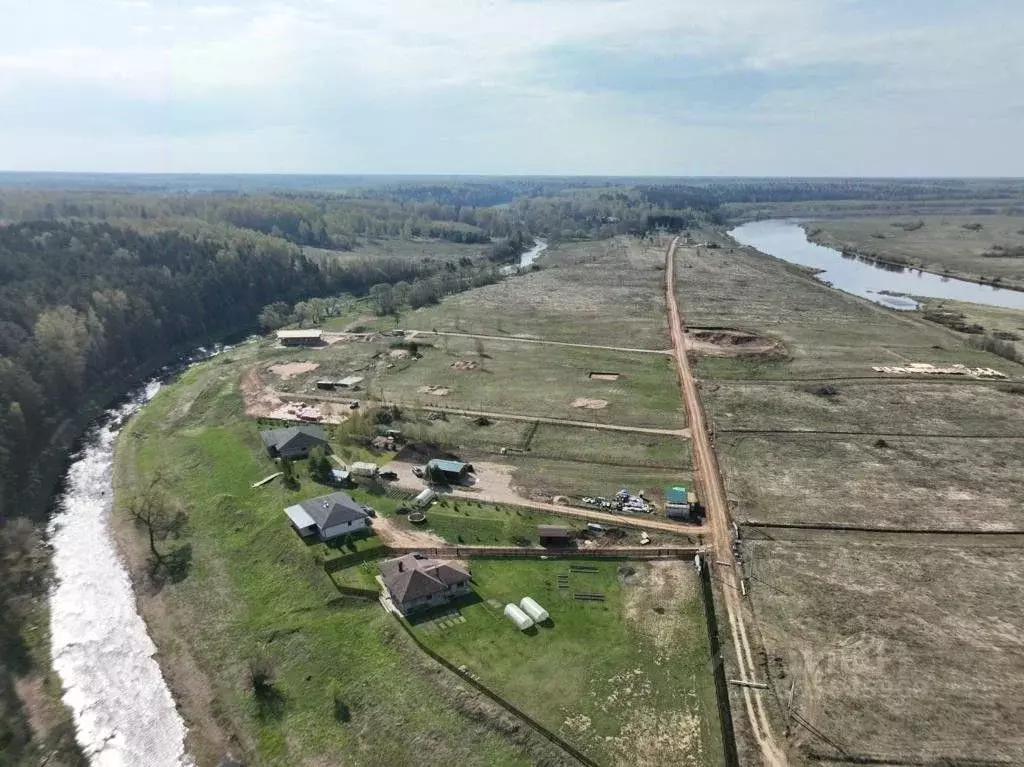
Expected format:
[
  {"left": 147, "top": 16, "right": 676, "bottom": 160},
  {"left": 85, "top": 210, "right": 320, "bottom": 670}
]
[
  {"left": 260, "top": 425, "right": 330, "bottom": 460},
  {"left": 349, "top": 461, "right": 379, "bottom": 478},
  {"left": 284, "top": 491, "right": 369, "bottom": 540},
  {"left": 425, "top": 459, "right": 475, "bottom": 485},
  {"left": 538, "top": 525, "right": 572, "bottom": 547},
  {"left": 276, "top": 329, "right": 324, "bottom": 346},
  {"left": 665, "top": 485, "right": 698, "bottom": 521}
]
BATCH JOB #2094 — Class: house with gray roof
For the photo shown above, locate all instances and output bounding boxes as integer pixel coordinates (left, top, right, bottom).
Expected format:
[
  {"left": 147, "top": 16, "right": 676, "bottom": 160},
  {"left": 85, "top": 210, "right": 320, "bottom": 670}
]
[
  {"left": 379, "top": 554, "right": 471, "bottom": 615},
  {"left": 284, "top": 491, "right": 369, "bottom": 540},
  {"left": 260, "top": 425, "right": 329, "bottom": 460}
]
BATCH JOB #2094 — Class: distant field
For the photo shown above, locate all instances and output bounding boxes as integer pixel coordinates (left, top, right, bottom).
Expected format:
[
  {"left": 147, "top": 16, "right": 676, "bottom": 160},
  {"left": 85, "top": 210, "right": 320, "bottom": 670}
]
[
  {"left": 747, "top": 539, "right": 1024, "bottom": 764},
  {"left": 719, "top": 433, "right": 1024, "bottom": 530},
  {"left": 401, "top": 236, "right": 671, "bottom": 348},
  {"left": 807, "top": 215, "right": 1024, "bottom": 289},
  {"left": 416, "top": 559, "right": 722, "bottom": 767}
]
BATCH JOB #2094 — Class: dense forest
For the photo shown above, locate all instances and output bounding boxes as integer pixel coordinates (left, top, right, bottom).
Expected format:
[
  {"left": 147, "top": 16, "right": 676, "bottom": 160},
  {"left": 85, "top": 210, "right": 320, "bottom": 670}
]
[{"left": 0, "top": 215, "right": 498, "bottom": 764}]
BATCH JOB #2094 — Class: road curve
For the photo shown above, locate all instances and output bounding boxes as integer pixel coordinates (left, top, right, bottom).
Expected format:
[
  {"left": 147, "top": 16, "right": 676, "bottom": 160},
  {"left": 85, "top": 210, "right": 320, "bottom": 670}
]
[{"left": 665, "top": 238, "right": 788, "bottom": 766}]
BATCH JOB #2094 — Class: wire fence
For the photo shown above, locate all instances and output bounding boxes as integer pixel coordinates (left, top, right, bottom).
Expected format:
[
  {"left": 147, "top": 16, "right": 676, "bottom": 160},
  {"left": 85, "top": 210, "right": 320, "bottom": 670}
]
[
  {"left": 390, "top": 613, "right": 597, "bottom": 767},
  {"left": 384, "top": 545, "right": 699, "bottom": 560}
]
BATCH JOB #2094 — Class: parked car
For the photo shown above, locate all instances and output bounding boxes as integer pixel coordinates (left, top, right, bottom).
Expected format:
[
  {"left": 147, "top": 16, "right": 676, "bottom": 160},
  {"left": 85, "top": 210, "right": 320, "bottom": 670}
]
[{"left": 380, "top": 470, "right": 398, "bottom": 481}]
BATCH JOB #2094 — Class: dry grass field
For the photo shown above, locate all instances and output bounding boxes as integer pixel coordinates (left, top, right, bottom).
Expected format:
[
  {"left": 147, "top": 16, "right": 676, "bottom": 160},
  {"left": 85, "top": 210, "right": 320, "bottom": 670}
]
[
  {"left": 747, "top": 540, "right": 1024, "bottom": 764},
  {"left": 676, "top": 241, "right": 1024, "bottom": 379},
  {"left": 401, "top": 236, "right": 672, "bottom": 348},
  {"left": 719, "top": 434, "right": 1024, "bottom": 530},
  {"left": 703, "top": 380, "right": 1024, "bottom": 436},
  {"left": 676, "top": 234, "right": 1024, "bottom": 765},
  {"left": 807, "top": 215, "right": 1024, "bottom": 289}
]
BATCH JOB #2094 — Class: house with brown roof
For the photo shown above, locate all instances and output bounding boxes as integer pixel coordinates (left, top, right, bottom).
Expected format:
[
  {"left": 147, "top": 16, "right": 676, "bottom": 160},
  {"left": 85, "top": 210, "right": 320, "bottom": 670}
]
[{"left": 379, "top": 554, "right": 471, "bottom": 616}]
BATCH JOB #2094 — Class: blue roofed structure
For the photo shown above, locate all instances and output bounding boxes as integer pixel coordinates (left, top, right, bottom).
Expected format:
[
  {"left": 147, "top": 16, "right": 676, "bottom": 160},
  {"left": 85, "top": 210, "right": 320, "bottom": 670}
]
[{"left": 425, "top": 459, "right": 475, "bottom": 485}]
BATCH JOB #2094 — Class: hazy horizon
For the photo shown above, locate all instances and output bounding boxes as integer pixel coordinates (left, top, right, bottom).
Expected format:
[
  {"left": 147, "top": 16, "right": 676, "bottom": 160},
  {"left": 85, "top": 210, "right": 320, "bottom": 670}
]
[{"left": 2, "top": 1, "right": 1022, "bottom": 177}]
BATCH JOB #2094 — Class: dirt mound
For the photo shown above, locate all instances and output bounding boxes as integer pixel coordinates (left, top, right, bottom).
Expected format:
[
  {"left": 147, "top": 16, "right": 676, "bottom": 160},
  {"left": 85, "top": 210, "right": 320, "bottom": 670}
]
[
  {"left": 571, "top": 398, "right": 609, "bottom": 409},
  {"left": 417, "top": 385, "right": 451, "bottom": 396},
  {"left": 685, "top": 328, "right": 782, "bottom": 357},
  {"left": 451, "top": 360, "right": 479, "bottom": 371},
  {"left": 268, "top": 361, "right": 319, "bottom": 379}
]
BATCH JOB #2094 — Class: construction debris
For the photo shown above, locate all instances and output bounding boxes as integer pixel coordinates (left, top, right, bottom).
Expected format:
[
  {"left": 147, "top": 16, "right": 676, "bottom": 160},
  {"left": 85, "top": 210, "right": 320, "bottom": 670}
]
[{"left": 872, "top": 362, "right": 1006, "bottom": 379}]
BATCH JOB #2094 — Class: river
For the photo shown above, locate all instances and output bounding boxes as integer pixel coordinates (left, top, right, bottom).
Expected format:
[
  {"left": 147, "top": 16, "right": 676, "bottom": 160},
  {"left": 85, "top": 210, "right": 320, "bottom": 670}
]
[
  {"left": 48, "top": 381, "right": 196, "bottom": 766},
  {"left": 500, "top": 238, "right": 548, "bottom": 275},
  {"left": 729, "top": 220, "right": 1024, "bottom": 311}
]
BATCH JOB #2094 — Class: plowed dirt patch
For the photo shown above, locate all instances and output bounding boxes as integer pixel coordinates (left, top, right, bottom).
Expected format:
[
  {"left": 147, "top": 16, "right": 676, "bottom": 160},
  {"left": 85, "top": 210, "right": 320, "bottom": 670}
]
[
  {"left": 572, "top": 397, "right": 608, "bottom": 409},
  {"left": 417, "top": 385, "right": 451, "bottom": 396},
  {"left": 268, "top": 361, "right": 319, "bottom": 379}
]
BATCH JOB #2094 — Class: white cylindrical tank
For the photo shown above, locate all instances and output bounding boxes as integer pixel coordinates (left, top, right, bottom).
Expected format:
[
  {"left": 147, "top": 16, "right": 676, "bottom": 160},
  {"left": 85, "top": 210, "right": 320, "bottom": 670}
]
[
  {"left": 504, "top": 603, "right": 534, "bottom": 630},
  {"left": 414, "top": 488, "right": 436, "bottom": 507},
  {"left": 519, "top": 597, "right": 549, "bottom": 623}
]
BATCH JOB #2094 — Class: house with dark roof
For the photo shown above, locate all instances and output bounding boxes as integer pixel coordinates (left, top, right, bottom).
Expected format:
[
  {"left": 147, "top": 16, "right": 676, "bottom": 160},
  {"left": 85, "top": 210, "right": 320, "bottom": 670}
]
[
  {"left": 260, "top": 425, "right": 329, "bottom": 459},
  {"left": 379, "top": 554, "right": 471, "bottom": 615},
  {"left": 284, "top": 492, "right": 369, "bottom": 540}
]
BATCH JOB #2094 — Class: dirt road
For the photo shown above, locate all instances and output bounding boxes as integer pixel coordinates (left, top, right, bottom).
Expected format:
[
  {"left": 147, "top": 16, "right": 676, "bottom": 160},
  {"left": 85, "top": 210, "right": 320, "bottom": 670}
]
[
  {"left": 666, "top": 240, "right": 788, "bottom": 766},
  {"left": 387, "top": 460, "right": 709, "bottom": 537},
  {"left": 412, "top": 405, "right": 691, "bottom": 438},
  {"left": 413, "top": 330, "right": 673, "bottom": 356}
]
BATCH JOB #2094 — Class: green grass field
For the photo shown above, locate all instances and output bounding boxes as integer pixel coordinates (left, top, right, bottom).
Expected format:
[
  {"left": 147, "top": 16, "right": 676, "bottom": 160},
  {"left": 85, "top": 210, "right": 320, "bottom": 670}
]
[
  {"left": 115, "top": 355, "right": 550, "bottom": 766},
  {"left": 376, "top": 335, "right": 685, "bottom": 428},
  {"left": 415, "top": 559, "right": 722, "bottom": 766}
]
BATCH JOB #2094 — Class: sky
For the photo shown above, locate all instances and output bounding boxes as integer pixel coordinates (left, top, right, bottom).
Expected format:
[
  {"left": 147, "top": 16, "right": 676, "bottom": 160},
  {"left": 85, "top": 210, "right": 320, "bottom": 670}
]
[{"left": 1, "top": 0, "right": 1022, "bottom": 176}]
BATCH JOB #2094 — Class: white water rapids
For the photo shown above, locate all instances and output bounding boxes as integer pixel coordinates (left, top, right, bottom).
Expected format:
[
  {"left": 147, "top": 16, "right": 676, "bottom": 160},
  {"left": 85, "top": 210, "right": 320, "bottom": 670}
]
[{"left": 48, "top": 380, "right": 194, "bottom": 767}]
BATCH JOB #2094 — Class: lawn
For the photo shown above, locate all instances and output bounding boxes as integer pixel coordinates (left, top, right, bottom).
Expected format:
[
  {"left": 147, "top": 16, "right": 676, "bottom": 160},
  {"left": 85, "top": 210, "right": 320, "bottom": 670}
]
[
  {"left": 113, "top": 355, "right": 553, "bottom": 766},
  {"left": 414, "top": 558, "right": 723, "bottom": 767}
]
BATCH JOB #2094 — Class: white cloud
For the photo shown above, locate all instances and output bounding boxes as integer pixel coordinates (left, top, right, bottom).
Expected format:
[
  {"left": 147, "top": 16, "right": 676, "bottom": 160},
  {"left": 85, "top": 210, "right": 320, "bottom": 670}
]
[{"left": 0, "top": 0, "right": 1021, "bottom": 173}]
